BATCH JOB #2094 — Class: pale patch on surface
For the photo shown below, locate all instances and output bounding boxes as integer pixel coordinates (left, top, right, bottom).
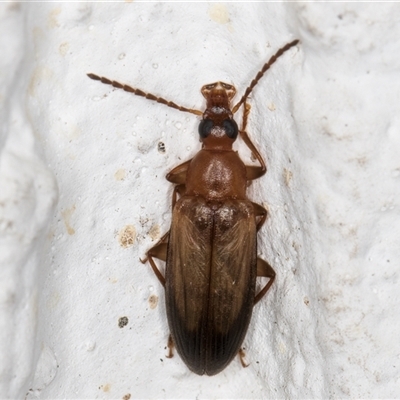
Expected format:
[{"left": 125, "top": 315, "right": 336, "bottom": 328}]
[
  {"left": 114, "top": 168, "right": 126, "bottom": 181},
  {"left": 148, "top": 224, "right": 161, "bottom": 240},
  {"left": 283, "top": 168, "right": 293, "bottom": 186},
  {"left": 99, "top": 383, "right": 111, "bottom": 393},
  {"left": 28, "top": 66, "right": 53, "bottom": 97},
  {"left": 208, "top": 4, "right": 230, "bottom": 24},
  {"left": 118, "top": 225, "right": 136, "bottom": 248},
  {"left": 47, "top": 6, "right": 61, "bottom": 28},
  {"left": 148, "top": 294, "right": 158, "bottom": 309},
  {"left": 58, "top": 42, "right": 69, "bottom": 56},
  {"left": 61, "top": 205, "right": 76, "bottom": 235}
]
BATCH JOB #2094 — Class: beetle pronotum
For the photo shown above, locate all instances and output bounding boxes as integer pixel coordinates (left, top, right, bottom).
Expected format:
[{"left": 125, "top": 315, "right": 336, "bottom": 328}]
[{"left": 88, "top": 39, "right": 299, "bottom": 375}]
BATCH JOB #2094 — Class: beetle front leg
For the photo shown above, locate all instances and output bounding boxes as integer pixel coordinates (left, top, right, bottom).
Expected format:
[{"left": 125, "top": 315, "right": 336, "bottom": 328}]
[
  {"left": 254, "top": 258, "right": 276, "bottom": 304},
  {"left": 167, "top": 159, "right": 191, "bottom": 207},
  {"left": 141, "top": 232, "right": 169, "bottom": 287},
  {"left": 240, "top": 102, "right": 267, "bottom": 181},
  {"left": 166, "top": 158, "right": 191, "bottom": 185}
]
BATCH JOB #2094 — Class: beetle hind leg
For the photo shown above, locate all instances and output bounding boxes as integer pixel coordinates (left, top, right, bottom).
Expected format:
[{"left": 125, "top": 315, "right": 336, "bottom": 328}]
[{"left": 254, "top": 258, "right": 276, "bottom": 304}]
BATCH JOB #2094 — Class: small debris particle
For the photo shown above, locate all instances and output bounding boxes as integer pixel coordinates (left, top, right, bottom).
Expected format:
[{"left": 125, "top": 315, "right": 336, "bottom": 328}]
[
  {"left": 85, "top": 340, "right": 96, "bottom": 351},
  {"left": 149, "top": 294, "right": 159, "bottom": 309},
  {"left": 158, "top": 141, "right": 166, "bottom": 153},
  {"left": 304, "top": 297, "right": 310, "bottom": 306},
  {"left": 123, "top": 394, "right": 131, "bottom": 400},
  {"left": 118, "top": 316, "right": 129, "bottom": 328},
  {"left": 100, "top": 383, "right": 111, "bottom": 392}
]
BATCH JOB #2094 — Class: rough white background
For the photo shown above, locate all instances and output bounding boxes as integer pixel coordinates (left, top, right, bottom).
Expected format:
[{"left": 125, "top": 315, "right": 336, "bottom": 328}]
[{"left": 0, "top": 2, "right": 399, "bottom": 399}]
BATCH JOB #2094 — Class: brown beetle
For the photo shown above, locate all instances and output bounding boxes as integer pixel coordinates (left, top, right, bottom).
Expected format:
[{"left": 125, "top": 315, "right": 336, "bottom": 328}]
[{"left": 87, "top": 39, "right": 299, "bottom": 375}]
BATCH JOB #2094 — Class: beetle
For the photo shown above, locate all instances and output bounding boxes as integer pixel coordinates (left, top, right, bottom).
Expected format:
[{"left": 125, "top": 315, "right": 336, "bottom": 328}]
[{"left": 87, "top": 39, "right": 299, "bottom": 375}]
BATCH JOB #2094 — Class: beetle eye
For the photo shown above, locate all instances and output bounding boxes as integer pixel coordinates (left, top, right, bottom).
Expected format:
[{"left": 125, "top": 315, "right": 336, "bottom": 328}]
[
  {"left": 223, "top": 119, "right": 238, "bottom": 139},
  {"left": 198, "top": 119, "right": 214, "bottom": 138}
]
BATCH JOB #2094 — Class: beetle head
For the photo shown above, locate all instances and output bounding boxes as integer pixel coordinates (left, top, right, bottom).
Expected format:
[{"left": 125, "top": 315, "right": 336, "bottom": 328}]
[{"left": 201, "top": 82, "right": 236, "bottom": 110}]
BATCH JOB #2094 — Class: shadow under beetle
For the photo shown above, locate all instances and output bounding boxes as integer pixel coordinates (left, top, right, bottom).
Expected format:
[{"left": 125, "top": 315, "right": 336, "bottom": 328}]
[{"left": 88, "top": 39, "right": 299, "bottom": 376}]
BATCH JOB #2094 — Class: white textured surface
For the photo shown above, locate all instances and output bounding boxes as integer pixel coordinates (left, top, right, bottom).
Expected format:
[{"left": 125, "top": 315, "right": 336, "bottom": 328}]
[{"left": 0, "top": 3, "right": 399, "bottom": 399}]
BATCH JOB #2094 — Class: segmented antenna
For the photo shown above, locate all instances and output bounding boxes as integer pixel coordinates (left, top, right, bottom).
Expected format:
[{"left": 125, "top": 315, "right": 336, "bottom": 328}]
[
  {"left": 87, "top": 73, "right": 203, "bottom": 116},
  {"left": 232, "top": 39, "right": 299, "bottom": 114}
]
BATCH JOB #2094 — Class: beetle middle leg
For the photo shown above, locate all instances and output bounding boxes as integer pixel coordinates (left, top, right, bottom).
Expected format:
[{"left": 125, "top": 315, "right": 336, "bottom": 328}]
[
  {"left": 254, "top": 258, "right": 276, "bottom": 304},
  {"left": 142, "top": 159, "right": 193, "bottom": 284},
  {"left": 252, "top": 201, "right": 268, "bottom": 231},
  {"left": 141, "top": 232, "right": 169, "bottom": 287}
]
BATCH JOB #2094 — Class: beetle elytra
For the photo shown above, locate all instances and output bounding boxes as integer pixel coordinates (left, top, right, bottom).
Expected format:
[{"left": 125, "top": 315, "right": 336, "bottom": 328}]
[{"left": 88, "top": 39, "right": 299, "bottom": 375}]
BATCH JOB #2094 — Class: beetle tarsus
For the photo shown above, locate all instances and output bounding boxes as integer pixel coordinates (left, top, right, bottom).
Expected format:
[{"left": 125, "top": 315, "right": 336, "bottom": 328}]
[
  {"left": 254, "top": 258, "right": 276, "bottom": 304},
  {"left": 166, "top": 335, "right": 174, "bottom": 358},
  {"left": 238, "top": 348, "right": 249, "bottom": 368}
]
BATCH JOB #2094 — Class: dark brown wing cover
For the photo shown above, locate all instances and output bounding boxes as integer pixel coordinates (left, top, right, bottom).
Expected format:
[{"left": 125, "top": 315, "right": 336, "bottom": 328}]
[{"left": 165, "top": 196, "right": 257, "bottom": 375}]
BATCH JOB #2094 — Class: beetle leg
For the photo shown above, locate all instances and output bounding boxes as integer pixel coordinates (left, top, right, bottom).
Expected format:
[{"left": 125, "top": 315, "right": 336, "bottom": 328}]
[
  {"left": 166, "top": 159, "right": 192, "bottom": 185},
  {"left": 166, "top": 334, "right": 174, "bottom": 358},
  {"left": 252, "top": 202, "right": 268, "bottom": 231},
  {"left": 240, "top": 102, "right": 267, "bottom": 181},
  {"left": 172, "top": 184, "right": 186, "bottom": 208},
  {"left": 167, "top": 160, "right": 190, "bottom": 207},
  {"left": 238, "top": 348, "right": 249, "bottom": 368},
  {"left": 141, "top": 232, "right": 170, "bottom": 287},
  {"left": 254, "top": 258, "right": 276, "bottom": 304},
  {"left": 144, "top": 160, "right": 191, "bottom": 286}
]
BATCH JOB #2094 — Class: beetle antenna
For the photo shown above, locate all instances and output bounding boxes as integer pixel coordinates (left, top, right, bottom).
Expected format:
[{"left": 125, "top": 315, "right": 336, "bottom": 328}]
[
  {"left": 87, "top": 73, "right": 203, "bottom": 116},
  {"left": 232, "top": 39, "right": 299, "bottom": 114}
]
